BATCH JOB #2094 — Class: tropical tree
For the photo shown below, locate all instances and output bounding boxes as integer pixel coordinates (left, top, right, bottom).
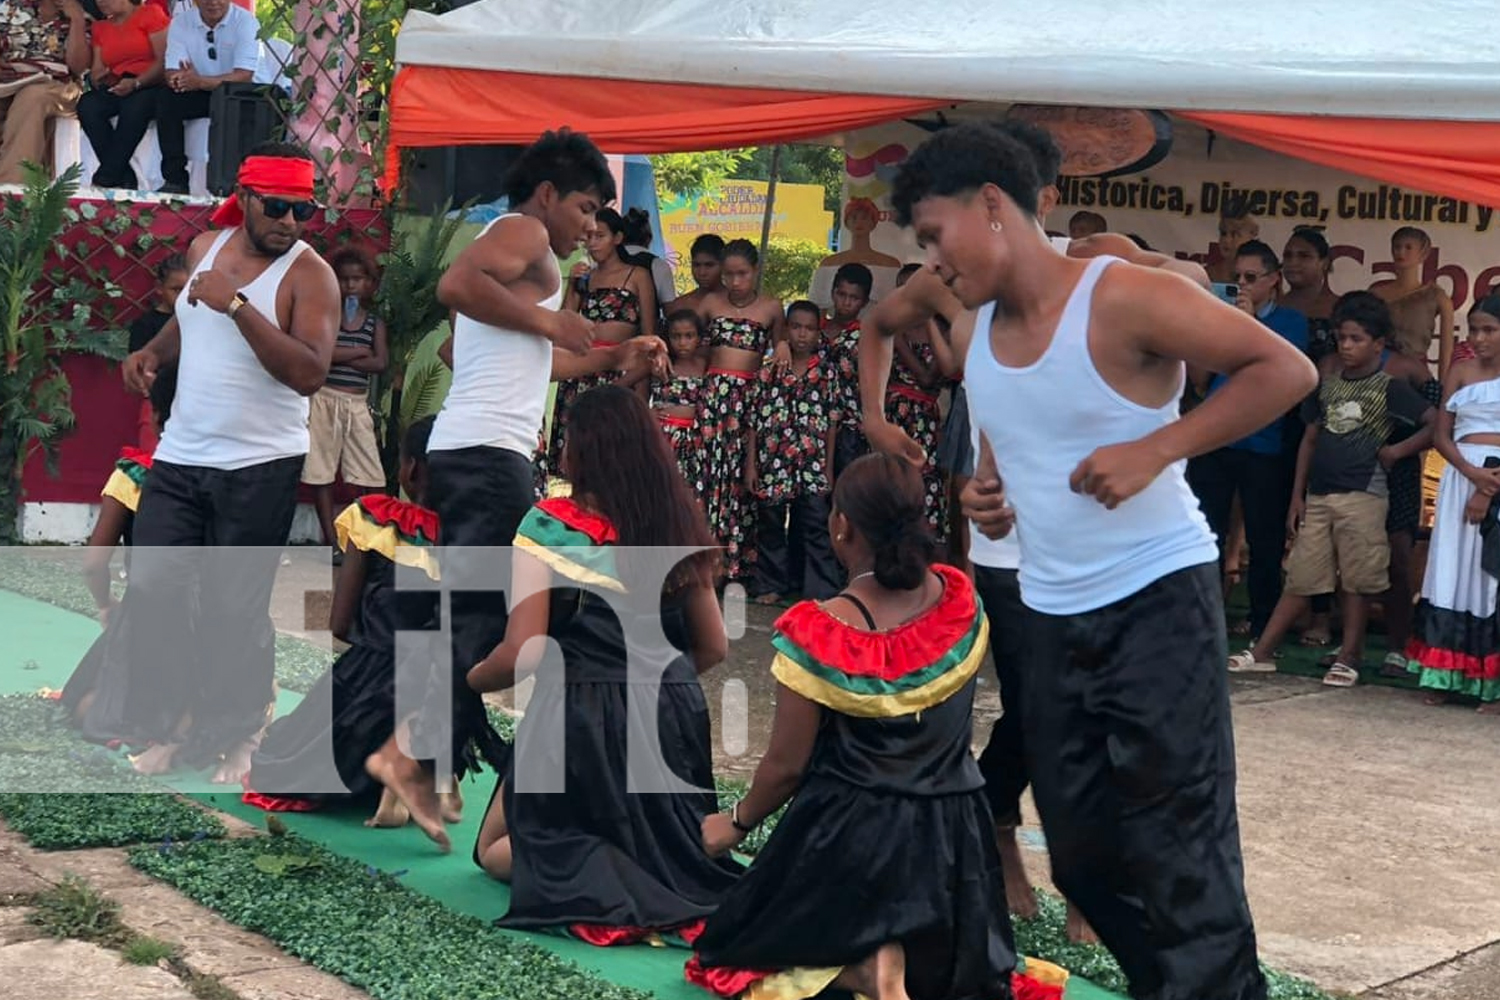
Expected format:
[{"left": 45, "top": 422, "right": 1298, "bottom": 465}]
[{"left": 0, "top": 164, "right": 125, "bottom": 543}]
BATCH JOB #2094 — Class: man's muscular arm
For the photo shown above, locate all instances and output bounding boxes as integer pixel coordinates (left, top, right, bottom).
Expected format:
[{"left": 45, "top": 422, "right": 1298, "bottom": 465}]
[{"left": 859, "top": 268, "right": 962, "bottom": 465}]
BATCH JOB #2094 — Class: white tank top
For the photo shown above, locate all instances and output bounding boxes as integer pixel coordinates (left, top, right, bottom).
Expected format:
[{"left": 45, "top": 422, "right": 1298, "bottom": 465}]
[
  {"left": 962, "top": 237, "right": 1073, "bottom": 572},
  {"left": 964, "top": 255, "right": 1216, "bottom": 614},
  {"left": 429, "top": 215, "right": 561, "bottom": 457},
  {"left": 154, "top": 229, "right": 312, "bottom": 470}
]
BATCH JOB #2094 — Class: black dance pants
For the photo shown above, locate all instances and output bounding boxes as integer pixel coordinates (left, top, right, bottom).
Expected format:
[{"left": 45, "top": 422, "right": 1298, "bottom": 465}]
[
  {"left": 748, "top": 493, "right": 839, "bottom": 600},
  {"left": 125, "top": 455, "right": 302, "bottom": 762},
  {"left": 1021, "top": 563, "right": 1266, "bottom": 1000},
  {"left": 973, "top": 565, "right": 1028, "bottom": 827},
  {"left": 1188, "top": 446, "right": 1292, "bottom": 636},
  {"left": 415, "top": 445, "right": 535, "bottom": 776}
]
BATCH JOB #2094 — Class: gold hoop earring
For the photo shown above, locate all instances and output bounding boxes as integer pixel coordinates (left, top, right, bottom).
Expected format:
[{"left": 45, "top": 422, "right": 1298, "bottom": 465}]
[{"left": 990, "top": 221, "right": 1003, "bottom": 233}]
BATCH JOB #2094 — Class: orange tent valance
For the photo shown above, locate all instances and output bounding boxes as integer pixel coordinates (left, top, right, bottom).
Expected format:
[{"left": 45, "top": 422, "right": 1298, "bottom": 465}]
[
  {"left": 384, "top": 67, "right": 950, "bottom": 194},
  {"left": 385, "top": 66, "right": 1500, "bottom": 211},
  {"left": 1179, "top": 111, "right": 1500, "bottom": 209}
]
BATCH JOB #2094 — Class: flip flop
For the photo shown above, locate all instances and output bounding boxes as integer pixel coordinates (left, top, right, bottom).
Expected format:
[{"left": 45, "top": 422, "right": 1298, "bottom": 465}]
[
  {"left": 1322, "top": 662, "right": 1360, "bottom": 687},
  {"left": 1379, "top": 651, "right": 1412, "bottom": 678}
]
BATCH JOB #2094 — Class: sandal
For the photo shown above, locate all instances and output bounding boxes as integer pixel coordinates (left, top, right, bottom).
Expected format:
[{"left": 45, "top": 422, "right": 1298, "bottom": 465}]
[
  {"left": 1322, "top": 662, "right": 1360, "bottom": 687},
  {"left": 1299, "top": 628, "right": 1332, "bottom": 647},
  {"left": 1379, "top": 651, "right": 1412, "bottom": 679},
  {"left": 1228, "top": 650, "right": 1277, "bottom": 673}
]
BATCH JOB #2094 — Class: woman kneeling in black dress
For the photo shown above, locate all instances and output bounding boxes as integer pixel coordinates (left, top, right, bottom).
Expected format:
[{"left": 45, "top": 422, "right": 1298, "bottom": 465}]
[
  {"left": 467, "top": 385, "right": 743, "bottom": 943},
  {"left": 687, "top": 453, "right": 1026, "bottom": 1000}
]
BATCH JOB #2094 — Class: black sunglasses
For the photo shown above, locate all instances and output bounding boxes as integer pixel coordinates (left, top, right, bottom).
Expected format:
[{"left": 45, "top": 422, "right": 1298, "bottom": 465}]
[
  {"left": 248, "top": 189, "right": 318, "bottom": 222},
  {"left": 205, "top": 27, "right": 215, "bottom": 61}
]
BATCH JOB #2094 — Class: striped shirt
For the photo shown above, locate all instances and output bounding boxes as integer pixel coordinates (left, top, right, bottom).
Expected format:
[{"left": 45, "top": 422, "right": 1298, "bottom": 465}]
[{"left": 326, "top": 313, "right": 376, "bottom": 392}]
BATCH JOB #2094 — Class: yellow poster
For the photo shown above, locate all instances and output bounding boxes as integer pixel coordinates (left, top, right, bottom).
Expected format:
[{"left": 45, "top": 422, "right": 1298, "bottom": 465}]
[{"left": 659, "top": 181, "right": 833, "bottom": 292}]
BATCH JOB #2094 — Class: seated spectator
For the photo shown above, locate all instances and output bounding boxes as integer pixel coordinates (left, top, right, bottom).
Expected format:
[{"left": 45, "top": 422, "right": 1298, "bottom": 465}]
[
  {"left": 76, "top": 0, "right": 168, "bottom": 189},
  {"left": 0, "top": 0, "right": 90, "bottom": 185},
  {"left": 155, "top": 0, "right": 257, "bottom": 195}
]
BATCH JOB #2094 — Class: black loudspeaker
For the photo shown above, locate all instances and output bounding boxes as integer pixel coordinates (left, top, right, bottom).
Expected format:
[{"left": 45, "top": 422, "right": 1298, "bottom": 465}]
[
  {"left": 401, "top": 145, "right": 524, "bottom": 214},
  {"left": 207, "top": 83, "right": 286, "bottom": 196}
]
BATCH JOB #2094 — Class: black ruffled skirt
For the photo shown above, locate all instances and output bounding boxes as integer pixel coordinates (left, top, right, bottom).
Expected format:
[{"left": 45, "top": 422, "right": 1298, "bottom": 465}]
[{"left": 694, "top": 775, "right": 1015, "bottom": 1000}]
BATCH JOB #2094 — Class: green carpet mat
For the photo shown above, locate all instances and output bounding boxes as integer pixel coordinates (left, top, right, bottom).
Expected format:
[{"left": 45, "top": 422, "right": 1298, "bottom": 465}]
[{"left": 0, "top": 588, "right": 1128, "bottom": 998}]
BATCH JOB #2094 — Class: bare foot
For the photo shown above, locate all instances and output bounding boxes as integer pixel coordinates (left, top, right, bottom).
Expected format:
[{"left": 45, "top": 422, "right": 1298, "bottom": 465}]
[
  {"left": 752, "top": 593, "right": 783, "bottom": 606},
  {"left": 1423, "top": 692, "right": 1450, "bottom": 706},
  {"left": 211, "top": 739, "right": 257, "bottom": 785},
  {"left": 131, "top": 743, "right": 180, "bottom": 776},
  {"left": 364, "top": 787, "right": 411, "bottom": 828},
  {"left": 365, "top": 745, "right": 450, "bottom": 852},
  {"left": 1066, "top": 903, "right": 1099, "bottom": 945},
  {"left": 996, "top": 825, "right": 1039, "bottom": 919},
  {"left": 835, "top": 942, "right": 910, "bottom": 1000},
  {"left": 1477, "top": 702, "right": 1500, "bottom": 715},
  {"left": 439, "top": 782, "right": 463, "bottom": 824}
]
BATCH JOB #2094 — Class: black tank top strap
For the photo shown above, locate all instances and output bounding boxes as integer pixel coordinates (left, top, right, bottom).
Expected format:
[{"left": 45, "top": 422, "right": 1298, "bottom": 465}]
[{"left": 830, "top": 591, "right": 877, "bottom": 630}]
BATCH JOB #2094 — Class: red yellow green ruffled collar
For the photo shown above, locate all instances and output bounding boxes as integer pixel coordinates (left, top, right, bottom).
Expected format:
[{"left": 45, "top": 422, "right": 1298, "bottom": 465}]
[
  {"left": 770, "top": 563, "right": 987, "bottom": 718},
  {"left": 514, "top": 497, "right": 623, "bottom": 591},
  {"left": 334, "top": 495, "right": 440, "bottom": 579},
  {"left": 100, "top": 446, "right": 155, "bottom": 512}
]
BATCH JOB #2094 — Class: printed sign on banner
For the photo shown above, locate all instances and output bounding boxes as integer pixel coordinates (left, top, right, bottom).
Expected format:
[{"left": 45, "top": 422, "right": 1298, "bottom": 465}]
[{"left": 835, "top": 118, "right": 1500, "bottom": 361}]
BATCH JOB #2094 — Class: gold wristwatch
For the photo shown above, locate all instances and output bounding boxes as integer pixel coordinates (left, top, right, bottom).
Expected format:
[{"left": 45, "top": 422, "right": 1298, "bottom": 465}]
[{"left": 226, "top": 292, "right": 250, "bottom": 319}]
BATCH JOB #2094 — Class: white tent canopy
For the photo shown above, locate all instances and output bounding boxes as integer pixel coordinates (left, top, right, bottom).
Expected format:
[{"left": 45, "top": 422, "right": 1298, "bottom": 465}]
[{"left": 396, "top": 0, "right": 1500, "bottom": 121}]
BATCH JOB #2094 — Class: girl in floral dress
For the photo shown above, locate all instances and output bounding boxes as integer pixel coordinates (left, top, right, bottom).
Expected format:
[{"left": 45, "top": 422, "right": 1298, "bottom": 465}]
[
  {"left": 546, "top": 207, "right": 658, "bottom": 478},
  {"left": 653, "top": 309, "right": 710, "bottom": 503},
  {"left": 886, "top": 297, "right": 958, "bottom": 545},
  {"left": 744, "top": 301, "right": 841, "bottom": 603},
  {"left": 698, "top": 239, "right": 785, "bottom": 582}
]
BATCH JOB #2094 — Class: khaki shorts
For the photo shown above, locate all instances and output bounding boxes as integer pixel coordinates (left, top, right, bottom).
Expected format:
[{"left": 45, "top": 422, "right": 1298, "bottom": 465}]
[
  {"left": 302, "top": 386, "right": 384, "bottom": 487},
  {"left": 1284, "top": 491, "right": 1389, "bottom": 596}
]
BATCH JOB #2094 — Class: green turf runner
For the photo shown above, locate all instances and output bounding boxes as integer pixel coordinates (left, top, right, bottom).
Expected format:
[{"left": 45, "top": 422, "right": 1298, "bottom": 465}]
[{"left": 0, "top": 586, "right": 1143, "bottom": 999}]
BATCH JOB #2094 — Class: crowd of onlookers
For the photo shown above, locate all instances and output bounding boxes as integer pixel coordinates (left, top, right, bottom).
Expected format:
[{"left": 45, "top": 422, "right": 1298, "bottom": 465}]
[{"left": 1, "top": 0, "right": 276, "bottom": 192}]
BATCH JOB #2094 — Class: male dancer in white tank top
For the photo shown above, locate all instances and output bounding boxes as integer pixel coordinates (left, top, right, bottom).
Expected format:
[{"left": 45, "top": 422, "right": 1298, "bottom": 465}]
[
  {"left": 862, "top": 123, "right": 1316, "bottom": 1000},
  {"left": 366, "top": 129, "right": 664, "bottom": 851},
  {"left": 120, "top": 141, "right": 340, "bottom": 783}
]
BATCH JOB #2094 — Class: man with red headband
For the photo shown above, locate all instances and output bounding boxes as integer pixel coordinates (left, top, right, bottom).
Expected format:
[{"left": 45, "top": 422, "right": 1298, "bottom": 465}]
[{"left": 120, "top": 141, "right": 339, "bottom": 783}]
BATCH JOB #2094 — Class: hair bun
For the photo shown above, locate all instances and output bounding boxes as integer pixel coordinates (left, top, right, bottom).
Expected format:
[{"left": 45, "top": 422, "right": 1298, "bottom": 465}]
[{"left": 872, "top": 512, "right": 937, "bottom": 591}]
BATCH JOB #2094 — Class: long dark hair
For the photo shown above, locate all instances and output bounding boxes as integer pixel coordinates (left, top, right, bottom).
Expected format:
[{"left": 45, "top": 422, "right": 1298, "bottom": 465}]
[
  {"left": 564, "top": 386, "right": 718, "bottom": 590},
  {"left": 595, "top": 208, "right": 656, "bottom": 270},
  {"left": 833, "top": 453, "right": 937, "bottom": 590}
]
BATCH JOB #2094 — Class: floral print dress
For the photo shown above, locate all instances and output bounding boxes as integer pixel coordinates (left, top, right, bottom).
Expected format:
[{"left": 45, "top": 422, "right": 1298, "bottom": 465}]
[
  {"left": 701, "top": 316, "right": 770, "bottom": 580},
  {"left": 653, "top": 371, "right": 707, "bottom": 501},
  {"left": 543, "top": 282, "right": 642, "bottom": 480},
  {"left": 885, "top": 338, "right": 948, "bottom": 543}
]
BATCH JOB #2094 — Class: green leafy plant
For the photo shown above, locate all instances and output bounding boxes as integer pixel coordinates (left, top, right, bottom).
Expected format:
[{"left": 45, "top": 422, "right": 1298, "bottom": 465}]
[
  {"left": 121, "top": 934, "right": 178, "bottom": 966},
  {"left": 377, "top": 204, "right": 470, "bottom": 376},
  {"left": 27, "top": 874, "right": 128, "bottom": 946},
  {"left": 760, "top": 236, "right": 828, "bottom": 304},
  {"left": 651, "top": 149, "right": 754, "bottom": 205},
  {"left": 396, "top": 323, "right": 453, "bottom": 429},
  {"left": 0, "top": 164, "right": 125, "bottom": 543}
]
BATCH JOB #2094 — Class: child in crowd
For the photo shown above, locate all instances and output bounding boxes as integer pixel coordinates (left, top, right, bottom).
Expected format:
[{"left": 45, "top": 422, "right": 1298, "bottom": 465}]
[
  {"left": 886, "top": 263, "right": 959, "bottom": 545},
  {"left": 127, "top": 255, "right": 187, "bottom": 450},
  {"left": 823, "top": 262, "right": 874, "bottom": 479},
  {"left": 304, "top": 247, "right": 390, "bottom": 562},
  {"left": 245, "top": 416, "right": 447, "bottom": 827},
  {"left": 61, "top": 366, "right": 177, "bottom": 740},
  {"left": 744, "top": 301, "right": 840, "bottom": 603},
  {"left": 1230, "top": 293, "right": 1434, "bottom": 685},
  {"left": 669, "top": 233, "right": 726, "bottom": 314},
  {"left": 653, "top": 309, "right": 710, "bottom": 500}
]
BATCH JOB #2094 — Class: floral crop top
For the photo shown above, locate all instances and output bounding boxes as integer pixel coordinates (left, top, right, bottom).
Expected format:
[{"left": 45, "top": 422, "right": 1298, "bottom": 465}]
[
  {"left": 582, "top": 284, "right": 642, "bottom": 328},
  {"left": 654, "top": 372, "right": 705, "bottom": 411},
  {"left": 708, "top": 315, "right": 770, "bottom": 354}
]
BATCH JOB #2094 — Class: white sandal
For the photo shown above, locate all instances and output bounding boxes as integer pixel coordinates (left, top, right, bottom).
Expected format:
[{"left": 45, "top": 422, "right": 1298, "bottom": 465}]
[
  {"left": 1322, "top": 662, "right": 1360, "bottom": 687},
  {"left": 1228, "top": 650, "right": 1277, "bottom": 673}
]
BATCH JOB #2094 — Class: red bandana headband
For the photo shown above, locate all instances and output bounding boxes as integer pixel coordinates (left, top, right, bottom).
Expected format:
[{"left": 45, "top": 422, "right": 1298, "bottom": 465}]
[{"left": 210, "top": 156, "right": 317, "bottom": 228}]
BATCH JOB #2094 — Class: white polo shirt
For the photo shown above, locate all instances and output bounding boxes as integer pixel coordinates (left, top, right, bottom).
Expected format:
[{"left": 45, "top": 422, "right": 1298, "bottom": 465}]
[{"left": 164, "top": 3, "right": 259, "bottom": 76}]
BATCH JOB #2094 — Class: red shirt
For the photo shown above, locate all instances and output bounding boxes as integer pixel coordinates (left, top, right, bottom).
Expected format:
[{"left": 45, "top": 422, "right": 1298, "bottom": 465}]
[{"left": 92, "top": 2, "right": 169, "bottom": 78}]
